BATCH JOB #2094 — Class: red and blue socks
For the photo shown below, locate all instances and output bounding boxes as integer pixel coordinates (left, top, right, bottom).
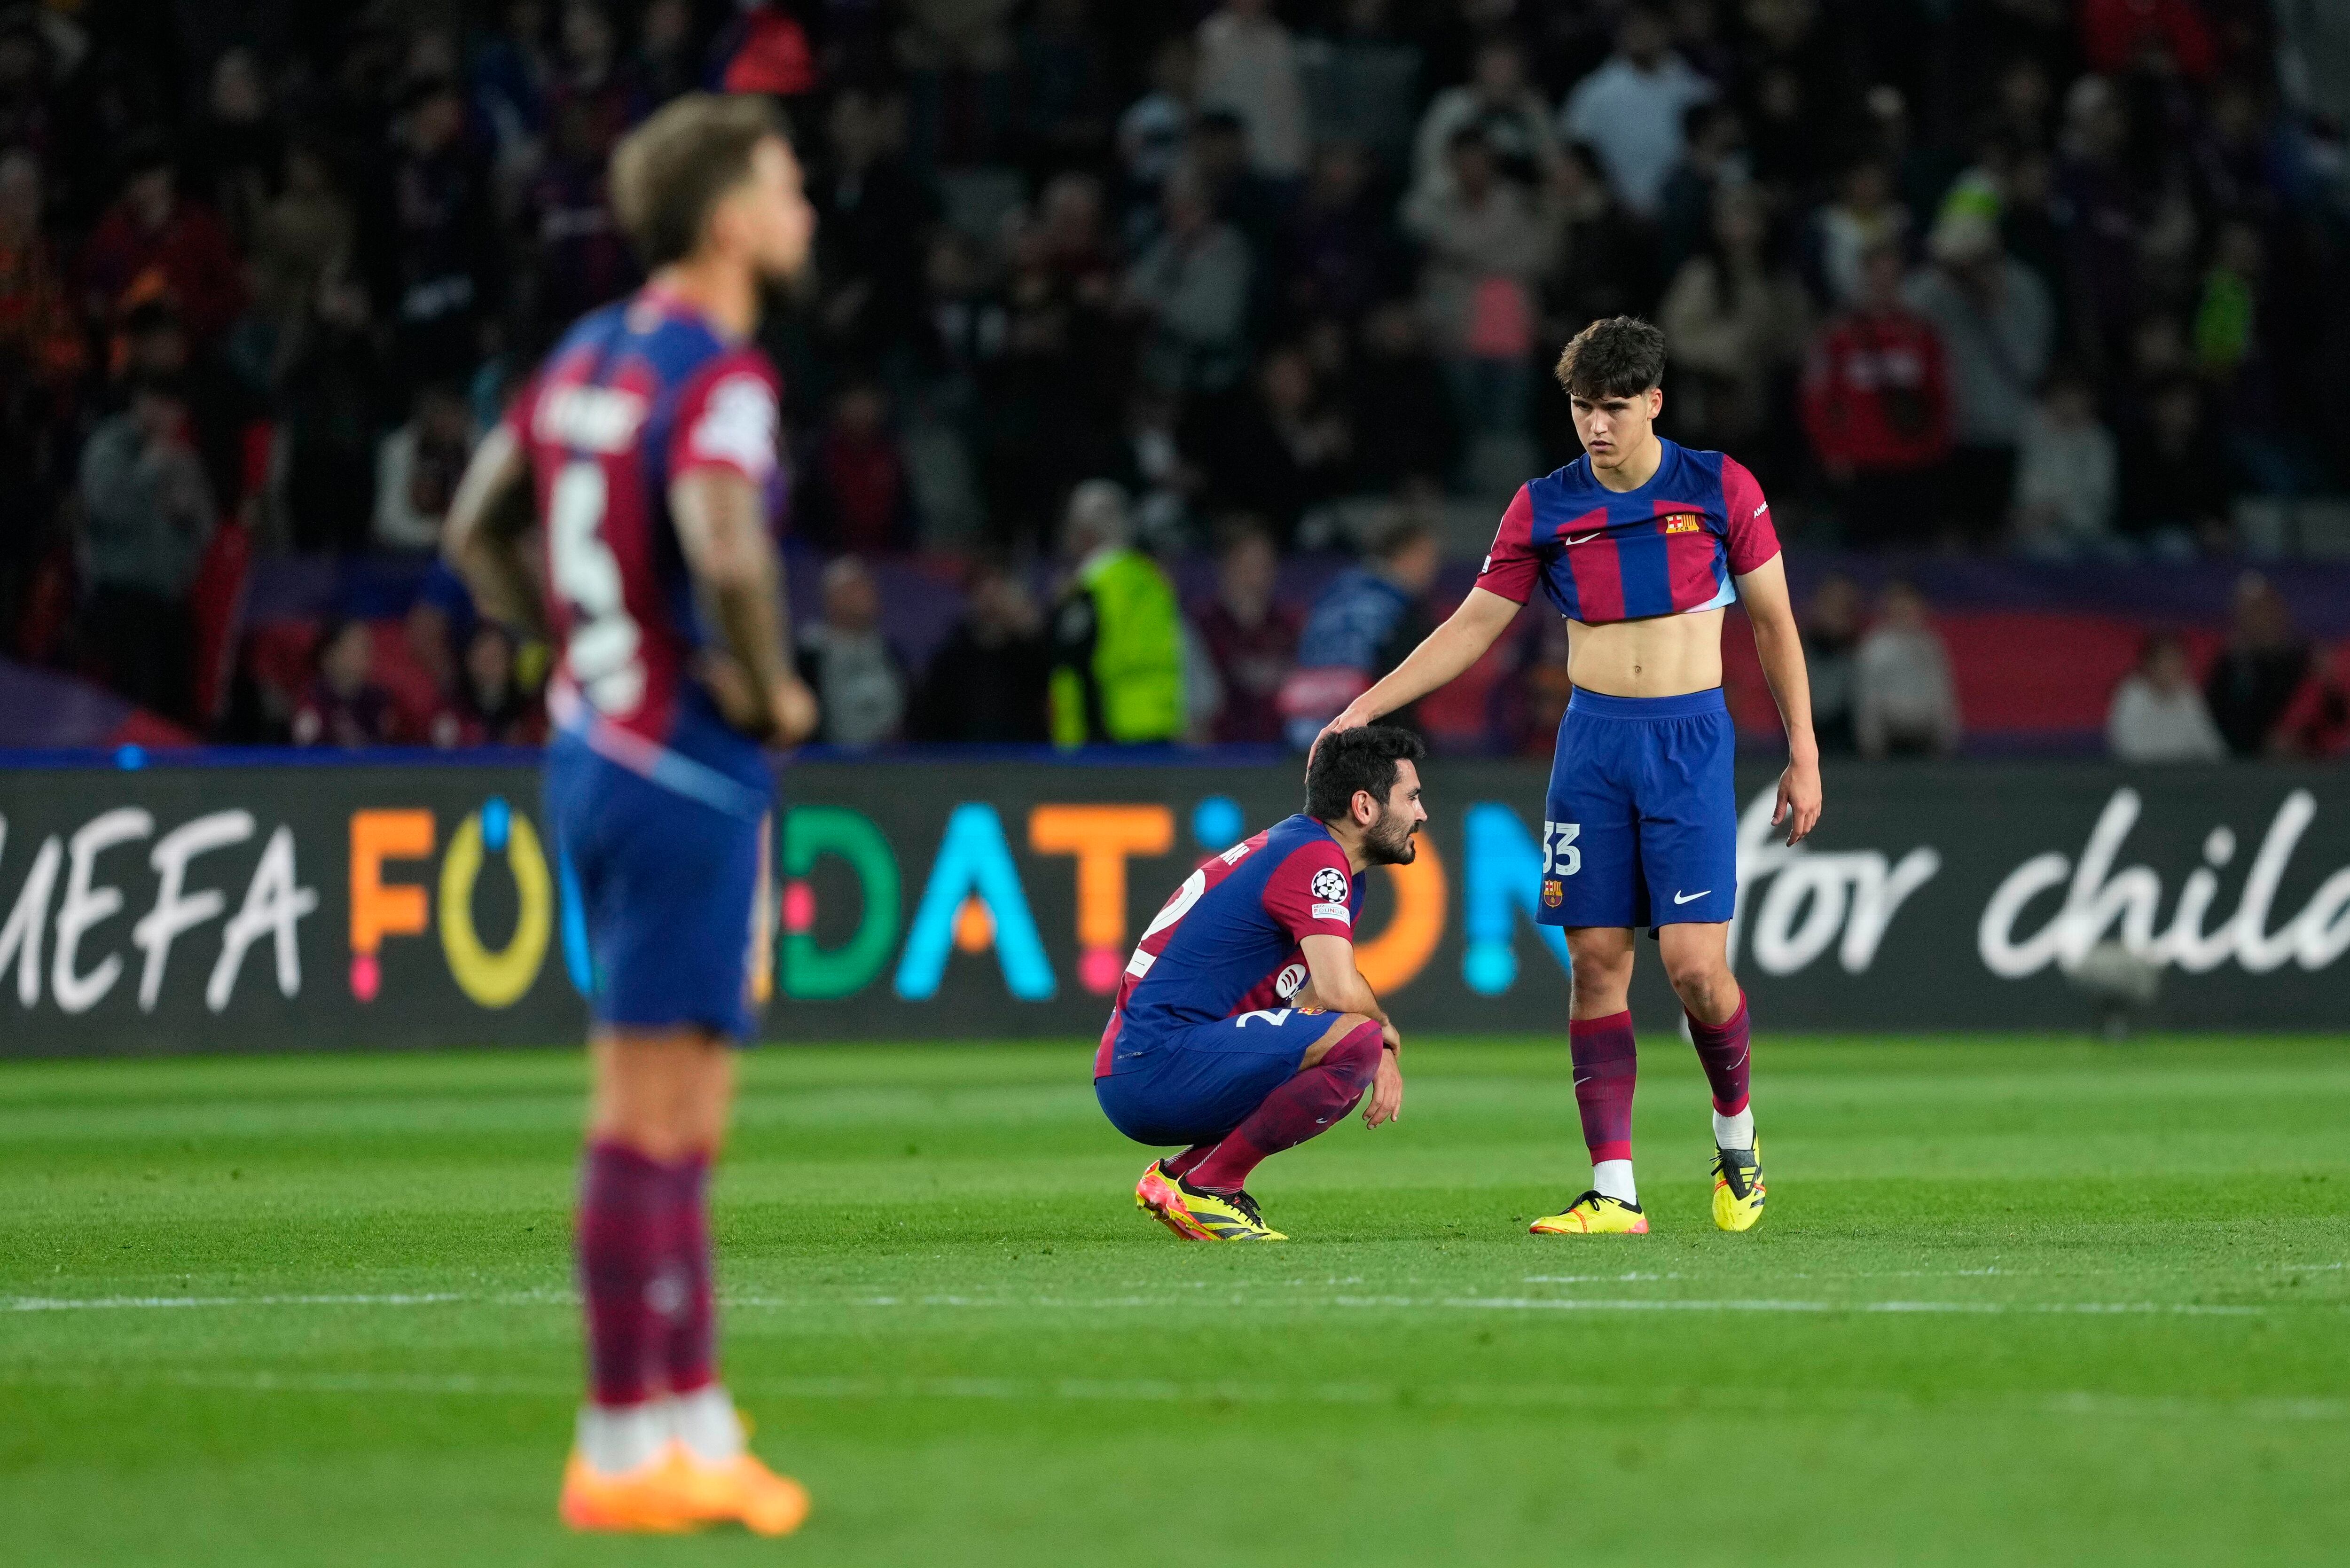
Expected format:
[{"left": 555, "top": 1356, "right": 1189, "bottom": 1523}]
[
  {"left": 576, "top": 1141, "right": 729, "bottom": 1473},
  {"left": 1688, "top": 994, "right": 1755, "bottom": 1150},
  {"left": 1569, "top": 1011, "right": 1639, "bottom": 1204},
  {"left": 1187, "top": 1019, "right": 1384, "bottom": 1193}
]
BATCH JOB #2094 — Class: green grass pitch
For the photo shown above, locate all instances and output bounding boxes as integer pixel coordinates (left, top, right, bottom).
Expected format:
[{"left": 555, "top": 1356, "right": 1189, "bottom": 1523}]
[{"left": 3, "top": 1035, "right": 2347, "bottom": 1567}]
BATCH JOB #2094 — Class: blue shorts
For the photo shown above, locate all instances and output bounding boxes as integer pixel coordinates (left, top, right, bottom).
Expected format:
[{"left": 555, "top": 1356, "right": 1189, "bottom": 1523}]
[
  {"left": 1540, "top": 687, "right": 1737, "bottom": 932},
  {"left": 1095, "top": 1008, "right": 1334, "bottom": 1148},
  {"left": 545, "top": 733, "right": 772, "bottom": 1043}
]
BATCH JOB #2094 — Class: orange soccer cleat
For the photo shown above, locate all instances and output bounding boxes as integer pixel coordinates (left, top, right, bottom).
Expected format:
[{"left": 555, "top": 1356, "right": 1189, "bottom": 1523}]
[
  {"left": 557, "top": 1448, "right": 701, "bottom": 1534},
  {"left": 666, "top": 1443, "right": 813, "bottom": 1537}
]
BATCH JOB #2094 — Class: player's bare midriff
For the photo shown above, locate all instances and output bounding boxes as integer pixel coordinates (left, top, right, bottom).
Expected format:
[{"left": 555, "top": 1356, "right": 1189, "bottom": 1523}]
[{"left": 1564, "top": 605, "right": 1725, "bottom": 698}]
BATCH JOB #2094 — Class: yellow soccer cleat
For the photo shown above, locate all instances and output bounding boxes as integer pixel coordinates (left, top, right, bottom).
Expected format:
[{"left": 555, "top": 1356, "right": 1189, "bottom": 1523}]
[
  {"left": 666, "top": 1441, "right": 812, "bottom": 1537},
  {"left": 1136, "top": 1160, "right": 1286, "bottom": 1240},
  {"left": 557, "top": 1448, "right": 701, "bottom": 1534},
  {"left": 1529, "top": 1191, "right": 1649, "bottom": 1235},
  {"left": 1711, "top": 1138, "right": 1765, "bottom": 1232}
]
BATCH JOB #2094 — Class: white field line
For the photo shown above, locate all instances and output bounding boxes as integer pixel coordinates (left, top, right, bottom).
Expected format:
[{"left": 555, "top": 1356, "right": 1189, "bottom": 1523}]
[
  {"left": 2, "top": 1290, "right": 2275, "bottom": 1318},
  {"left": 0, "top": 1365, "right": 2342, "bottom": 1424}
]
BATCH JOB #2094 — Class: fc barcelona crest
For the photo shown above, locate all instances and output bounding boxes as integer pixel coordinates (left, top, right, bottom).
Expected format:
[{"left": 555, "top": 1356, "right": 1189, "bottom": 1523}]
[{"left": 1542, "top": 878, "right": 1564, "bottom": 907}]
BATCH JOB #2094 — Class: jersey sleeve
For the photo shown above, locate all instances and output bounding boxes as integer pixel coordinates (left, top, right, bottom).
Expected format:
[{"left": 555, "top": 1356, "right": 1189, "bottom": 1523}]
[
  {"left": 1721, "top": 455, "right": 1781, "bottom": 575},
  {"left": 668, "top": 349, "right": 783, "bottom": 488},
  {"left": 1473, "top": 482, "right": 1541, "bottom": 604},
  {"left": 1261, "top": 842, "right": 1358, "bottom": 943}
]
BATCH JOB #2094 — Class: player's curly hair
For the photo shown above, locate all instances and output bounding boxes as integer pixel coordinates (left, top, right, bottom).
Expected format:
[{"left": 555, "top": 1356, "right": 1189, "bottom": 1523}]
[
  {"left": 1308, "top": 726, "right": 1426, "bottom": 824},
  {"left": 611, "top": 93, "right": 788, "bottom": 268},
  {"left": 1554, "top": 316, "right": 1667, "bottom": 399}
]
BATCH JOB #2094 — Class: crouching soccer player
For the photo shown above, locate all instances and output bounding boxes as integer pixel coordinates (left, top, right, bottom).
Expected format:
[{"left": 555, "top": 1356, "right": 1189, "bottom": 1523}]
[
  {"left": 444, "top": 95, "right": 818, "bottom": 1533},
  {"left": 1317, "top": 316, "right": 1823, "bottom": 1236},
  {"left": 1095, "top": 726, "right": 1423, "bottom": 1241}
]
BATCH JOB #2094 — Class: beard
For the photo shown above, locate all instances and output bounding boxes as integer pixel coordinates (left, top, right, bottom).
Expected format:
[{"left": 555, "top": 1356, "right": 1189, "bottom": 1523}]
[{"left": 1363, "top": 807, "right": 1418, "bottom": 867}]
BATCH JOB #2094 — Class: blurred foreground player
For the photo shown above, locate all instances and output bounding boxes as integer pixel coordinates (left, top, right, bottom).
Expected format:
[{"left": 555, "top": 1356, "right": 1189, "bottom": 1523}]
[
  {"left": 1096, "top": 727, "right": 1423, "bottom": 1241},
  {"left": 443, "top": 94, "right": 819, "bottom": 1534},
  {"left": 1317, "top": 317, "right": 1823, "bottom": 1235}
]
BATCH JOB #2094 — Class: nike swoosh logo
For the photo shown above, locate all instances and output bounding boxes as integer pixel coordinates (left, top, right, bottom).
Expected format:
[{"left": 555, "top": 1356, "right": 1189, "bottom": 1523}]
[
  {"left": 1673, "top": 889, "right": 1712, "bottom": 904},
  {"left": 1561, "top": 532, "right": 1602, "bottom": 546}
]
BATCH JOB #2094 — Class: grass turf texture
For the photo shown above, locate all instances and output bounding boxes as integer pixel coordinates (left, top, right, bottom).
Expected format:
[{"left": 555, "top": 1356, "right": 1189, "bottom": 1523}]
[{"left": 2, "top": 1038, "right": 2347, "bottom": 1567}]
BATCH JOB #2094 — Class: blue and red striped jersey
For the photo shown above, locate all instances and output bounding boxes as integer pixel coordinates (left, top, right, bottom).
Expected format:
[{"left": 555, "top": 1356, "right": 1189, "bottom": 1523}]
[
  {"left": 1094, "top": 814, "right": 1361, "bottom": 1075},
  {"left": 1473, "top": 439, "right": 1779, "bottom": 624},
  {"left": 506, "top": 286, "right": 784, "bottom": 785}
]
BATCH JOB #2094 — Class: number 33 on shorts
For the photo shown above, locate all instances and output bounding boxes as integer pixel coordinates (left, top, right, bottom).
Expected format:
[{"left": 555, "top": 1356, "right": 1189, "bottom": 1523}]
[{"left": 1542, "top": 821, "right": 1582, "bottom": 877}]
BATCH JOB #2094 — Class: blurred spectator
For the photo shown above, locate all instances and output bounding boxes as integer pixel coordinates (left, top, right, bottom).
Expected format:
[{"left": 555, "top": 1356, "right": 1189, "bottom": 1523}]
[
  {"left": 1656, "top": 101, "right": 1746, "bottom": 282},
  {"left": 527, "top": 97, "right": 637, "bottom": 334},
  {"left": 2011, "top": 371, "right": 2119, "bottom": 557},
  {"left": 1116, "top": 37, "right": 1197, "bottom": 218},
  {"left": 1855, "top": 580, "right": 1960, "bottom": 758},
  {"left": 1018, "top": 0, "right": 1113, "bottom": 166},
  {"left": 2116, "top": 378, "right": 2230, "bottom": 555},
  {"left": 1281, "top": 513, "right": 1439, "bottom": 748},
  {"left": 292, "top": 620, "right": 401, "bottom": 749},
  {"left": 1192, "top": 523, "right": 1299, "bottom": 745},
  {"left": 192, "top": 48, "right": 278, "bottom": 251},
  {"left": 1125, "top": 165, "right": 1252, "bottom": 395},
  {"left": 249, "top": 144, "right": 356, "bottom": 339},
  {"left": 2205, "top": 572, "right": 2311, "bottom": 757},
  {"left": 77, "top": 379, "right": 215, "bottom": 721},
  {"left": 1802, "top": 243, "right": 1951, "bottom": 547},
  {"left": 432, "top": 623, "right": 543, "bottom": 748},
  {"left": 374, "top": 384, "right": 474, "bottom": 553},
  {"left": 2080, "top": 0, "right": 2217, "bottom": 82},
  {"left": 273, "top": 273, "right": 388, "bottom": 552},
  {"left": 1194, "top": 345, "right": 1352, "bottom": 544},
  {"left": 797, "top": 557, "right": 908, "bottom": 748},
  {"left": 1901, "top": 210, "right": 2054, "bottom": 546},
  {"left": 383, "top": 78, "right": 501, "bottom": 386},
  {"left": 2270, "top": 647, "right": 2349, "bottom": 760},
  {"left": 1810, "top": 158, "right": 1908, "bottom": 308},
  {"left": 799, "top": 382, "right": 915, "bottom": 556},
  {"left": 78, "top": 134, "right": 247, "bottom": 350},
  {"left": 1279, "top": 141, "right": 1404, "bottom": 326},
  {"left": 910, "top": 560, "right": 1050, "bottom": 744},
  {"left": 1802, "top": 572, "right": 1865, "bottom": 756},
  {"left": 1558, "top": 4, "right": 1716, "bottom": 217},
  {"left": 1409, "top": 36, "right": 1558, "bottom": 207},
  {"left": 1049, "top": 480, "right": 1185, "bottom": 747},
  {"left": 1401, "top": 127, "right": 1555, "bottom": 452},
  {"left": 1657, "top": 183, "right": 1808, "bottom": 454},
  {"left": 0, "top": 149, "right": 78, "bottom": 383},
  {"left": 1297, "top": 0, "right": 1422, "bottom": 176},
  {"left": 1196, "top": 0, "right": 1307, "bottom": 180},
  {"left": 1550, "top": 141, "right": 1657, "bottom": 329},
  {"left": 1348, "top": 300, "right": 1457, "bottom": 492},
  {"left": 811, "top": 89, "right": 937, "bottom": 366},
  {"left": 2107, "top": 632, "right": 2225, "bottom": 762}
]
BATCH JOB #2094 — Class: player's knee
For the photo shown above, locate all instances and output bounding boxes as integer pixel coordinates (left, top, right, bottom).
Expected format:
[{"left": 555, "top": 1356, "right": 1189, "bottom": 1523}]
[
  {"left": 1570, "top": 949, "right": 1632, "bottom": 1000},
  {"left": 1663, "top": 952, "right": 1734, "bottom": 1010}
]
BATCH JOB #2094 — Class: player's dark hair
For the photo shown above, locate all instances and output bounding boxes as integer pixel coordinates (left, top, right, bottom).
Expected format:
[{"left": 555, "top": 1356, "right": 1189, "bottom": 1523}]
[
  {"left": 1307, "top": 726, "right": 1426, "bottom": 824},
  {"left": 1554, "top": 316, "right": 1667, "bottom": 399},
  {"left": 611, "top": 93, "right": 788, "bottom": 268}
]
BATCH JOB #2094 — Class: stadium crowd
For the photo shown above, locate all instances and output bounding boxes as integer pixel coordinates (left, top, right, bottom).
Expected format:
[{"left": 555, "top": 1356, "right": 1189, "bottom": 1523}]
[{"left": 1, "top": 0, "right": 2346, "bottom": 758}]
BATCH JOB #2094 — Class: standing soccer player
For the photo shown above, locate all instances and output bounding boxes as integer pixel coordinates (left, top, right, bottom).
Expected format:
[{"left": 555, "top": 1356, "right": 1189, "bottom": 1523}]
[
  {"left": 1318, "top": 317, "right": 1821, "bottom": 1235},
  {"left": 443, "top": 94, "right": 819, "bottom": 1533},
  {"left": 1096, "top": 727, "right": 1422, "bottom": 1241}
]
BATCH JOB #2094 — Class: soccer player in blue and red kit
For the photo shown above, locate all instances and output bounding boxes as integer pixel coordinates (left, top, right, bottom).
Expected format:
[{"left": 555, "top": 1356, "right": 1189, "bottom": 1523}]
[
  {"left": 443, "top": 95, "right": 818, "bottom": 1534},
  {"left": 1321, "top": 317, "right": 1823, "bottom": 1236},
  {"left": 1097, "top": 727, "right": 1424, "bottom": 1242}
]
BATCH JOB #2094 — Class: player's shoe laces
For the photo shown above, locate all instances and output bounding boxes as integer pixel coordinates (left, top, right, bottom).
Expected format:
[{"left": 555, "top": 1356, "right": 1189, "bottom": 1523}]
[
  {"left": 666, "top": 1436, "right": 811, "bottom": 1537},
  {"left": 1711, "top": 1137, "right": 1765, "bottom": 1232},
  {"left": 1528, "top": 1191, "right": 1649, "bottom": 1235},
  {"left": 558, "top": 1448, "right": 700, "bottom": 1534},
  {"left": 1135, "top": 1160, "right": 1286, "bottom": 1240}
]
